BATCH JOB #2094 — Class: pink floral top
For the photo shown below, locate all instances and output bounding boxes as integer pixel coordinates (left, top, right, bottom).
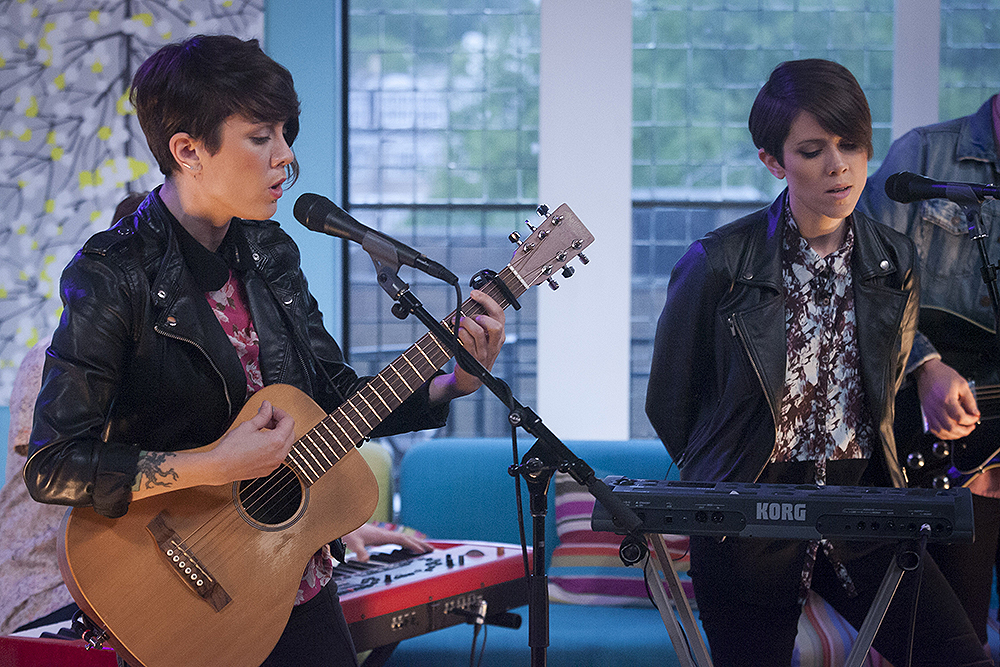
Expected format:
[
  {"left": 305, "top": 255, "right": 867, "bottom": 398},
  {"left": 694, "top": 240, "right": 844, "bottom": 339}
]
[{"left": 207, "top": 270, "right": 333, "bottom": 605}]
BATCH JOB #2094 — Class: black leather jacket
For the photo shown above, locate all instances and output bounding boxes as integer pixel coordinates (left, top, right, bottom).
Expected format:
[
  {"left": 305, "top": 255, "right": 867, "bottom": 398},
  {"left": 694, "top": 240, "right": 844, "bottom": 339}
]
[
  {"left": 645, "top": 193, "right": 918, "bottom": 488},
  {"left": 25, "top": 189, "right": 446, "bottom": 518}
]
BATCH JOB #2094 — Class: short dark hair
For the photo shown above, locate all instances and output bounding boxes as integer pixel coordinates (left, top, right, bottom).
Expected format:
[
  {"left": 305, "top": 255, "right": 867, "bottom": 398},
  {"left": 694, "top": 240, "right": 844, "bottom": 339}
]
[
  {"left": 748, "top": 59, "right": 872, "bottom": 167},
  {"left": 131, "top": 34, "right": 300, "bottom": 181}
]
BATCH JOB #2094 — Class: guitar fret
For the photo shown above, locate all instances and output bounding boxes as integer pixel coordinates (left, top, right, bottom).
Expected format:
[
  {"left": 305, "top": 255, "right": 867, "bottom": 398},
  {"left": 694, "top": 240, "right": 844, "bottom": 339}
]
[
  {"left": 345, "top": 398, "right": 374, "bottom": 433},
  {"left": 386, "top": 365, "right": 413, "bottom": 397},
  {"left": 369, "top": 376, "right": 397, "bottom": 410},
  {"left": 380, "top": 367, "right": 405, "bottom": 401},
  {"left": 300, "top": 438, "right": 326, "bottom": 475},
  {"left": 328, "top": 417, "right": 356, "bottom": 446},
  {"left": 313, "top": 420, "right": 341, "bottom": 458},
  {"left": 401, "top": 354, "right": 421, "bottom": 383},
  {"left": 358, "top": 391, "right": 382, "bottom": 422},
  {"left": 425, "top": 335, "right": 449, "bottom": 361},
  {"left": 414, "top": 344, "right": 434, "bottom": 367},
  {"left": 309, "top": 433, "right": 336, "bottom": 468}
]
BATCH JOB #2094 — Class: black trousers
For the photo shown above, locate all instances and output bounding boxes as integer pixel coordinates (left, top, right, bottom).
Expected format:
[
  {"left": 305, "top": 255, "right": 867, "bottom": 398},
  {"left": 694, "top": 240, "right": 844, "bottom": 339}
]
[
  {"left": 259, "top": 582, "right": 359, "bottom": 667},
  {"left": 927, "top": 492, "right": 1000, "bottom": 646},
  {"left": 690, "top": 535, "right": 992, "bottom": 667}
]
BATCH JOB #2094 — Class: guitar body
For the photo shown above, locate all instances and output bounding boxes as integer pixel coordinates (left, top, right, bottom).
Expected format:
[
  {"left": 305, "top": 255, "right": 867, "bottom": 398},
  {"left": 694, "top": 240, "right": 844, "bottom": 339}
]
[
  {"left": 895, "top": 309, "right": 1000, "bottom": 488},
  {"left": 58, "top": 383, "right": 378, "bottom": 667}
]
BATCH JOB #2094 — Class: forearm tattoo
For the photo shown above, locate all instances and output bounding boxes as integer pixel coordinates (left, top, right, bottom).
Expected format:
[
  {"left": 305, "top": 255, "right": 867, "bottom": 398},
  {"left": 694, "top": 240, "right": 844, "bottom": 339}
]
[{"left": 134, "top": 451, "right": 180, "bottom": 491}]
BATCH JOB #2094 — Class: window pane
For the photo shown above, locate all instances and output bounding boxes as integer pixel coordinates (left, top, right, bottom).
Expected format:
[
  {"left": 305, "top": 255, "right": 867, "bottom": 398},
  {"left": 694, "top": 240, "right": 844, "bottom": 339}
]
[
  {"left": 940, "top": 1, "right": 1000, "bottom": 120},
  {"left": 348, "top": 1, "right": 540, "bottom": 440}
]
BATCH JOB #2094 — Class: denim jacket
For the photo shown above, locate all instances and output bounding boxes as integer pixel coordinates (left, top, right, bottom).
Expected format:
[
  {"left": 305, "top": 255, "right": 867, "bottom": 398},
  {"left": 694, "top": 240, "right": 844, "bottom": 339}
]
[{"left": 858, "top": 96, "right": 1000, "bottom": 370}]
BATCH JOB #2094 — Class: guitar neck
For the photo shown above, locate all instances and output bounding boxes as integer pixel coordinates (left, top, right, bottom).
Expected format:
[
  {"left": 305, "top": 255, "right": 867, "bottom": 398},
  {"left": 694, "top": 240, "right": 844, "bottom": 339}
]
[
  {"left": 282, "top": 202, "right": 593, "bottom": 485},
  {"left": 286, "top": 268, "right": 525, "bottom": 485}
]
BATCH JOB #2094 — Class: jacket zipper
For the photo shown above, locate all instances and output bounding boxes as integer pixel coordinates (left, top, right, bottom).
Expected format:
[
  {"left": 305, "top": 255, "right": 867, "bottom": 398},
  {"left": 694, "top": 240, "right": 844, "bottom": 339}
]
[
  {"left": 728, "top": 312, "right": 777, "bottom": 483},
  {"left": 153, "top": 326, "right": 233, "bottom": 416}
]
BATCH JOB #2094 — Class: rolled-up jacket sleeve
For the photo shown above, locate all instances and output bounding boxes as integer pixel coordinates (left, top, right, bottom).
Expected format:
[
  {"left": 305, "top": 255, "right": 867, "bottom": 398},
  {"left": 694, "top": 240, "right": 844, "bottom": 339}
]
[{"left": 24, "top": 253, "right": 140, "bottom": 518}]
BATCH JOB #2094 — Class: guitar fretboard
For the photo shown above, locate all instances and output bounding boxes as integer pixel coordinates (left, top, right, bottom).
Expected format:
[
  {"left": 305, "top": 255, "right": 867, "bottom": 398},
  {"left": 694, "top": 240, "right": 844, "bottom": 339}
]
[{"left": 285, "top": 266, "right": 525, "bottom": 485}]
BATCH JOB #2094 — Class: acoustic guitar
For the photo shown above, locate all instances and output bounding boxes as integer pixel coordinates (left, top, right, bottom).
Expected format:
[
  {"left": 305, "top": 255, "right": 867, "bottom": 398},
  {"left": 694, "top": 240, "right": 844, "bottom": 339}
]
[
  {"left": 57, "top": 204, "right": 593, "bottom": 667},
  {"left": 894, "top": 308, "right": 1000, "bottom": 489}
]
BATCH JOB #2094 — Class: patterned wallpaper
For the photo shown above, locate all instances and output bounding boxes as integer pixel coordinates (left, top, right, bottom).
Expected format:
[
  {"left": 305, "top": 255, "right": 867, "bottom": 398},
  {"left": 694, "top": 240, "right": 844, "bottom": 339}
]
[{"left": 0, "top": 0, "right": 264, "bottom": 403}]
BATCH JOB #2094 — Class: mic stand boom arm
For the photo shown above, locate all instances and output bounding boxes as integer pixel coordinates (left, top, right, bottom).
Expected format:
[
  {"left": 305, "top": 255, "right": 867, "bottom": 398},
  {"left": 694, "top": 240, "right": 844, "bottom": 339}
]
[{"left": 366, "top": 246, "right": 648, "bottom": 667}]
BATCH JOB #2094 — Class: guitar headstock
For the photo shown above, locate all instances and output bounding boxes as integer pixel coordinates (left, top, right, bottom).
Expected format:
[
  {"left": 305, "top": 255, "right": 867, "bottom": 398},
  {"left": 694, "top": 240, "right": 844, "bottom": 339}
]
[{"left": 507, "top": 204, "right": 594, "bottom": 290}]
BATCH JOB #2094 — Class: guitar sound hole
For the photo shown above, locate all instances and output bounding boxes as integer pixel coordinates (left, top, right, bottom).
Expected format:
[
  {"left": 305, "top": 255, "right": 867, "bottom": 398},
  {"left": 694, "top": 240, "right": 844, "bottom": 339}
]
[{"left": 237, "top": 466, "right": 304, "bottom": 527}]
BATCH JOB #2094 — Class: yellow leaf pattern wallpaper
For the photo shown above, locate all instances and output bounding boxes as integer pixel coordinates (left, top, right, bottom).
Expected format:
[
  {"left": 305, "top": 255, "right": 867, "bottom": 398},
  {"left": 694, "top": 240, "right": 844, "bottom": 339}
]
[{"left": 0, "top": 0, "right": 264, "bottom": 403}]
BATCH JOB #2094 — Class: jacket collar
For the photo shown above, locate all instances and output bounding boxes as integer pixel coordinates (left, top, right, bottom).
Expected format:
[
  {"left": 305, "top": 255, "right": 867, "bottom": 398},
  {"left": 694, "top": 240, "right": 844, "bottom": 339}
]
[
  {"left": 956, "top": 95, "right": 998, "bottom": 168},
  {"left": 736, "top": 190, "right": 895, "bottom": 286},
  {"left": 144, "top": 189, "right": 266, "bottom": 305},
  {"left": 734, "top": 193, "right": 785, "bottom": 291}
]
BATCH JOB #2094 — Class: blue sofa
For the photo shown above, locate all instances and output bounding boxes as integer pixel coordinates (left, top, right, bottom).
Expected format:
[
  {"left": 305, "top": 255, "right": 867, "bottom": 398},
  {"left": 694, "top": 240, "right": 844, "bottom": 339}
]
[{"left": 383, "top": 437, "right": 688, "bottom": 667}]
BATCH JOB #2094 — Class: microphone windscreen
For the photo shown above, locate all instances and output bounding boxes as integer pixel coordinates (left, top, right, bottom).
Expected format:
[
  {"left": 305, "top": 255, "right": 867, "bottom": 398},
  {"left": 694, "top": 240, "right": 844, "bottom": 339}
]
[
  {"left": 884, "top": 171, "right": 931, "bottom": 204},
  {"left": 293, "top": 193, "right": 328, "bottom": 231}
]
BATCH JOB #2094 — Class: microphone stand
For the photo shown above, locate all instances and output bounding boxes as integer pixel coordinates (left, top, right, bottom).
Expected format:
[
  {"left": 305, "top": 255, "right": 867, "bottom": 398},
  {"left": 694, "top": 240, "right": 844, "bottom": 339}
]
[
  {"left": 363, "top": 241, "right": 647, "bottom": 667},
  {"left": 953, "top": 185, "right": 1000, "bottom": 340}
]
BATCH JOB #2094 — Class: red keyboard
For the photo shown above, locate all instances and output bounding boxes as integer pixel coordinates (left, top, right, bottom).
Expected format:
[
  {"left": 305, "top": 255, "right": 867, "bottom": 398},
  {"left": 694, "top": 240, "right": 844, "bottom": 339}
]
[{"left": 338, "top": 540, "right": 530, "bottom": 651}]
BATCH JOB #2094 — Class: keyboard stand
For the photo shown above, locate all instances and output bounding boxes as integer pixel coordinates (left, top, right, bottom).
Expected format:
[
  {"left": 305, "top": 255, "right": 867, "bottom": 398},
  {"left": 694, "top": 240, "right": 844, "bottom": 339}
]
[
  {"left": 844, "top": 528, "right": 928, "bottom": 667},
  {"left": 644, "top": 534, "right": 714, "bottom": 667}
]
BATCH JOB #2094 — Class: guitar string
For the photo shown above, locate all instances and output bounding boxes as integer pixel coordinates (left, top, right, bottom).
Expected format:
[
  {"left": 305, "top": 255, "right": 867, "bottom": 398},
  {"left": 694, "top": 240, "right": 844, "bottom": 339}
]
[
  {"left": 173, "top": 278, "right": 512, "bottom": 562},
  {"left": 166, "top": 261, "right": 553, "bottom": 574},
  {"left": 189, "top": 329, "right": 462, "bottom": 564},
  {"left": 183, "top": 264, "right": 531, "bottom": 557}
]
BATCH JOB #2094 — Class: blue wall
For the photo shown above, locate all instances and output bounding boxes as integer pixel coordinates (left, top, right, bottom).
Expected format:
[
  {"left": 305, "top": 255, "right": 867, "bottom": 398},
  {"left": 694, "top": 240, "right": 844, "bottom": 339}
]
[{"left": 265, "top": 0, "right": 345, "bottom": 338}]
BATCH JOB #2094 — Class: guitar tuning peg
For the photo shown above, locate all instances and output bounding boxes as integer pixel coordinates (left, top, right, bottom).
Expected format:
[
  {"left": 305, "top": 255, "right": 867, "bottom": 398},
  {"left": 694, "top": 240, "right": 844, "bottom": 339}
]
[
  {"left": 536, "top": 204, "right": 549, "bottom": 217},
  {"left": 546, "top": 277, "right": 559, "bottom": 290},
  {"left": 561, "top": 265, "right": 575, "bottom": 278},
  {"left": 508, "top": 231, "right": 521, "bottom": 244},
  {"left": 524, "top": 219, "right": 537, "bottom": 232},
  {"left": 578, "top": 252, "right": 590, "bottom": 265}
]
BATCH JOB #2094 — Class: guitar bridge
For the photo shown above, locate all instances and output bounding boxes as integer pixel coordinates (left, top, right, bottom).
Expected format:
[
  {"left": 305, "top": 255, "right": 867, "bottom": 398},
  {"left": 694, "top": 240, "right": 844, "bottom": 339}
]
[{"left": 147, "top": 511, "right": 231, "bottom": 612}]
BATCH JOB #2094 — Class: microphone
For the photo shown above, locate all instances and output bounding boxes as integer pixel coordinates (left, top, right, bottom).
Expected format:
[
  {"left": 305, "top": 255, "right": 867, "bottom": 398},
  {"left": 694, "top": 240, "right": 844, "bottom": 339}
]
[
  {"left": 294, "top": 193, "right": 458, "bottom": 285},
  {"left": 884, "top": 171, "right": 1000, "bottom": 204}
]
